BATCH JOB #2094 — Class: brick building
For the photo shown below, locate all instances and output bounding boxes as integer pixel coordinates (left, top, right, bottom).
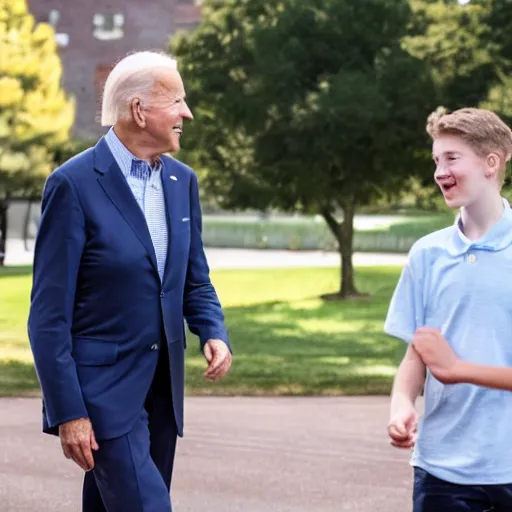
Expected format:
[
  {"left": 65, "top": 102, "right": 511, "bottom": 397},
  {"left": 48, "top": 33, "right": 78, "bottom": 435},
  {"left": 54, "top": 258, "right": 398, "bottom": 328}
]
[{"left": 26, "top": 0, "right": 201, "bottom": 138}]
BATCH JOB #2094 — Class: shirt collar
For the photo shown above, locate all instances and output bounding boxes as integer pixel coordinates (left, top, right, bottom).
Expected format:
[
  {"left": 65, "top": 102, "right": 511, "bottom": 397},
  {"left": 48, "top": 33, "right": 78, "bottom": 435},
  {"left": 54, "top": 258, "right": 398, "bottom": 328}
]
[
  {"left": 448, "top": 198, "right": 512, "bottom": 255},
  {"left": 105, "top": 127, "right": 162, "bottom": 178}
]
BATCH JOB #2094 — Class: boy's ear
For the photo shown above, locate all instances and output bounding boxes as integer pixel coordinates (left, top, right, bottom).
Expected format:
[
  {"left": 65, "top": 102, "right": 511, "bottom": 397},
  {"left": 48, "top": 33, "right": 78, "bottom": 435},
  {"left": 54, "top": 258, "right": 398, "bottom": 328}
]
[{"left": 486, "top": 153, "right": 500, "bottom": 177}]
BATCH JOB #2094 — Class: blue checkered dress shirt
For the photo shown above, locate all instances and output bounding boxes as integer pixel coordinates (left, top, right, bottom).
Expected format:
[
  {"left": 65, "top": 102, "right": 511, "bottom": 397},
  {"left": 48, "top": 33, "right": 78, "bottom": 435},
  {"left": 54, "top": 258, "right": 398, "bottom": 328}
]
[{"left": 105, "top": 128, "right": 168, "bottom": 280}]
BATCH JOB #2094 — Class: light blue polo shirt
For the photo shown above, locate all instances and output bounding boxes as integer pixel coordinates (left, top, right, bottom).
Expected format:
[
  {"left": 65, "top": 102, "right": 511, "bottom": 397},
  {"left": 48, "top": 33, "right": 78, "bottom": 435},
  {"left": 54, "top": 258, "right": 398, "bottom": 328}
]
[{"left": 385, "top": 199, "right": 512, "bottom": 485}]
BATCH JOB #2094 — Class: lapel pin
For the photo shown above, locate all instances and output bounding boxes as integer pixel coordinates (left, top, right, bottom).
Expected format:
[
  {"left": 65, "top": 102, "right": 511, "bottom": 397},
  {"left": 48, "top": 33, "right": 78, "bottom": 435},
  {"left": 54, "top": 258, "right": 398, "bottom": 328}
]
[{"left": 170, "top": 175, "right": 178, "bottom": 181}]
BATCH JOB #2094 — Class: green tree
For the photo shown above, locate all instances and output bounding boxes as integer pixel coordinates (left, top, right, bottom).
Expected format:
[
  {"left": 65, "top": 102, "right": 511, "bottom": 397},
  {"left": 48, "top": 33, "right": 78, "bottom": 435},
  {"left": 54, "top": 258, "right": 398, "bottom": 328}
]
[
  {"left": 172, "top": 0, "right": 436, "bottom": 298},
  {"left": 402, "top": 1, "right": 510, "bottom": 201},
  {"left": 405, "top": 0, "right": 495, "bottom": 109},
  {"left": 0, "top": 0, "right": 74, "bottom": 260},
  {"left": 478, "top": 0, "right": 512, "bottom": 121}
]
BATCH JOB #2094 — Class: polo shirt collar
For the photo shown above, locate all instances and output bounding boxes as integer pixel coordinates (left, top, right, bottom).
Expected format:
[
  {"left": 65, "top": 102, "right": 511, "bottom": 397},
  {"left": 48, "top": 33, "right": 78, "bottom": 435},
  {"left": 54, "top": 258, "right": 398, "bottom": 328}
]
[{"left": 448, "top": 198, "right": 512, "bottom": 255}]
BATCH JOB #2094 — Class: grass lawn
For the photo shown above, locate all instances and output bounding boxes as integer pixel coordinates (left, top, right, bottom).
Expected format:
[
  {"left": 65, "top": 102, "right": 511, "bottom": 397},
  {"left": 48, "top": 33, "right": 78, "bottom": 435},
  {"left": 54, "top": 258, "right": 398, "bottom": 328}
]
[
  {"left": 0, "top": 265, "right": 405, "bottom": 397},
  {"left": 371, "top": 213, "right": 453, "bottom": 238}
]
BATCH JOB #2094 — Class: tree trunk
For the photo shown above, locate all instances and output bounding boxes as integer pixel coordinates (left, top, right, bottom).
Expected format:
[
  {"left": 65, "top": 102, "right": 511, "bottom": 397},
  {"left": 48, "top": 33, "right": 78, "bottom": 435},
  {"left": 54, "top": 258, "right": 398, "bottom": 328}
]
[
  {"left": 321, "top": 200, "right": 360, "bottom": 299},
  {"left": 338, "top": 200, "right": 358, "bottom": 297}
]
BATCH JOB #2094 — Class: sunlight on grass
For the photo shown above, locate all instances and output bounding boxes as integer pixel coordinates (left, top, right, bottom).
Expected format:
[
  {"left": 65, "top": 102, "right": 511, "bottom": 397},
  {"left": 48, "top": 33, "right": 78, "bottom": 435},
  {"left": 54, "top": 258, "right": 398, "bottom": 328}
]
[
  {"left": 296, "top": 317, "right": 384, "bottom": 335},
  {"left": 0, "top": 346, "right": 34, "bottom": 363},
  {"left": 211, "top": 267, "right": 341, "bottom": 307},
  {"left": 285, "top": 299, "right": 324, "bottom": 311},
  {"left": 0, "top": 333, "right": 32, "bottom": 350},
  {"left": 269, "top": 327, "right": 303, "bottom": 338},
  {"left": 316, "top": 356, "right": 351, "bottom": 365},
  {"left": 184, "top": 357, "right": 207, "bottom": 369},
  {"left": 1, "top": 265, "right": 406, "bottom": 396},
  {"left": 349, "top": 365, "right": 397, "bottom": 376}
]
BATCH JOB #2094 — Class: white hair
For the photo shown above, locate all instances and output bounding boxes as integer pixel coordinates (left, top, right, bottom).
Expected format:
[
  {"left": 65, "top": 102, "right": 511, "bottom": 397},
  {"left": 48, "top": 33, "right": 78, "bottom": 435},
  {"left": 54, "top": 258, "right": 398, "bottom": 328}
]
[{"left": 101, "top": 51, "right": 178, "bottom": 126}]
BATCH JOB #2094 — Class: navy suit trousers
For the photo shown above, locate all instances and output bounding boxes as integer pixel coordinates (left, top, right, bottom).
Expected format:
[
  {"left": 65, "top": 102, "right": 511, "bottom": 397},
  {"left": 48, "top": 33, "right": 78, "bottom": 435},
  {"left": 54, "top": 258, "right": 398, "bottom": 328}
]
[{"left": 82, "top": 343, "right": 178, "bottom": 512}]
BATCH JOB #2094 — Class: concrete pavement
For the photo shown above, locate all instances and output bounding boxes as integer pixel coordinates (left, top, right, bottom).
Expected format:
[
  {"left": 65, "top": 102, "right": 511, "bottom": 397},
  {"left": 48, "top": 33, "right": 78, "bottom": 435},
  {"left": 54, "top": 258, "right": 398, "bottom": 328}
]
[
  {"left": 2, "top": 243, "right": 410, "bottom": 511},
  {"left": 0, "top": 397, "right": 415, "bottom": 512},
  {"left": 4, "top": 240, "right": 408, "bottom": 268}
]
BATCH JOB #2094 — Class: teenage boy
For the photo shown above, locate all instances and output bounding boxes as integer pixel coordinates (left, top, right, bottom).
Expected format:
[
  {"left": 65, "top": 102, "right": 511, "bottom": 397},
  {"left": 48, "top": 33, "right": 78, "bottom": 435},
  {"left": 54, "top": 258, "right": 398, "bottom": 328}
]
[{"left": 385, "top": 107, "right": 512, "bottom": 511}]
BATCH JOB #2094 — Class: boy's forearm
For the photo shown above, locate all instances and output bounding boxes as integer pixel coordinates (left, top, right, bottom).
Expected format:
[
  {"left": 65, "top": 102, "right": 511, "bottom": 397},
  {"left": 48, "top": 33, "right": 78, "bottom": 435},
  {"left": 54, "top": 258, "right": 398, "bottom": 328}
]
[
  {"left": 391, "top": 347, "right": 426, "bottom": 409},
  {"left": 456, "top": 361, "right": 512, "bottom": 391}
]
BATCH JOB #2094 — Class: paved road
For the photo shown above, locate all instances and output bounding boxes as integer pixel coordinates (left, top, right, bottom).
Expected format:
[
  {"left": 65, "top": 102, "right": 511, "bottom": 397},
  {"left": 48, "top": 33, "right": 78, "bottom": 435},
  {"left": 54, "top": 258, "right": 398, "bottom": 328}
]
[
  {"left": 0, "top": 397, "right": 415, "bottom": 512},
  {"left": 4, "top": 240, "right": 407, "bottom": 268},
  {"left": 2, "top": 245, "right": 409, "bottom": 510}
]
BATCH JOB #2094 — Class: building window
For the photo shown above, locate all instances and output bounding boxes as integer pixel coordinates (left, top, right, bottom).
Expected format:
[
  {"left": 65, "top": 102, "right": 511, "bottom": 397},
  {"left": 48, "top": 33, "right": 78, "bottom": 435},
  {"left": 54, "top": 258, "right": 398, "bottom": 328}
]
[
  {"left": 48, "top": 9, "right": 60, "bottom": 26},
  {"left": 93, "top": 13, "right": 124, "bottom": 41},
  {"left": 55, "top": 33, "right": 69, "bottom": 47},
  {"left": 48, "top": 9, "right": 69, "bottom": 47}
]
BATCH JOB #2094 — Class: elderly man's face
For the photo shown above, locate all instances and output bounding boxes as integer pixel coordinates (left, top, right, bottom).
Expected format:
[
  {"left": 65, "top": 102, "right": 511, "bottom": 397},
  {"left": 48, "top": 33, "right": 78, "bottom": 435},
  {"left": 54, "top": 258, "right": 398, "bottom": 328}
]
[{"left": 142, "top": 69, "right": 193, "bottom": 154}]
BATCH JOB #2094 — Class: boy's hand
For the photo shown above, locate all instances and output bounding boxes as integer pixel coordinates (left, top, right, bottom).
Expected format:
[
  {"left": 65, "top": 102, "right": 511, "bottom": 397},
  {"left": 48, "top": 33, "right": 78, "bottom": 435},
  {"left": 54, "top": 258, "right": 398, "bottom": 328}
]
[
  {"left": 412, "top": 327, "right": 460, "bottom": 384},
  {"left": 387, "top": 402, "right": 418, "bottom": 449}
]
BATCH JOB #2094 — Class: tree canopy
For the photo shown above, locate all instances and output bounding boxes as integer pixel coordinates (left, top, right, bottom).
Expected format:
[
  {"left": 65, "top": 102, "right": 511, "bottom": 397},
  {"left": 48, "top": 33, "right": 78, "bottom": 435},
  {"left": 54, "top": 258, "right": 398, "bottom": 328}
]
[
  {"left": 405, "top": 0, "right": 495, "bottom": 110},
  {"left": 172, "top": 0, "right": 437, "bottom": 297},
  {"left": 0, "top": 0, "right": 74, "bottom": 199}
]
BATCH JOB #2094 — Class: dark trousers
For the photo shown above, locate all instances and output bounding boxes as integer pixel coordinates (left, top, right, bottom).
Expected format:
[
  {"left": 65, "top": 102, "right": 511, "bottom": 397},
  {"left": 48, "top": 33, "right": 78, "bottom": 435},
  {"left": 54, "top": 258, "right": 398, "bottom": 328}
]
[
  {"left": 414, "top": 467, "right": 512, "bottom": 512},
  {"left": 82, "top": 343, "right": 178, "bottom": 512}
]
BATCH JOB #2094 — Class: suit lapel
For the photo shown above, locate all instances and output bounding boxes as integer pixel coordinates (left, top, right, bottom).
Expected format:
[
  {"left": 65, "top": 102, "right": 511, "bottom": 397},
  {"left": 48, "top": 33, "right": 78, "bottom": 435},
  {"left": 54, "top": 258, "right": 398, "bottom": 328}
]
[{"left": 93, "top": 138, "right": 159, "bottom": 275}]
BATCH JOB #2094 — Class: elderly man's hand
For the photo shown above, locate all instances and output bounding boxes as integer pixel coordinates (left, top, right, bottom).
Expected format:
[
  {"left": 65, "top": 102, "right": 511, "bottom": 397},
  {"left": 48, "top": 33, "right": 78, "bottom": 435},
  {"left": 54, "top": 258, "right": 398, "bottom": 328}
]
[
  {"left": 412, "top": 327, "right": 460, "bottom": 384},
  {"left": 203, "top": 339, "right": 232, "bottom": 381},
  {"left": 59, "top": 417, "right": 99, "bottom": 472}
]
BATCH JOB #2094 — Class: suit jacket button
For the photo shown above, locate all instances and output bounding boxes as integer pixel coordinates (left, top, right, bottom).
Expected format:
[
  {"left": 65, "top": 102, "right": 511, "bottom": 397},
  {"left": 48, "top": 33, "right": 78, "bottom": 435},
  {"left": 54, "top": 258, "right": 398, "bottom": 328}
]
[{"left": 151, "top": 344, "right": 159, "bottom": 350}]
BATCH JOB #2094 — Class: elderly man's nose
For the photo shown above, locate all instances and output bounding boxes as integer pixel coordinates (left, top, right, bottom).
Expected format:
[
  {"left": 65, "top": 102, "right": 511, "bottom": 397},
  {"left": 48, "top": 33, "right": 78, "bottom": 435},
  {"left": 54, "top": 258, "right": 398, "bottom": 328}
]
[{"left": 181, "top": 102, "right": 193, "bottom": 120}]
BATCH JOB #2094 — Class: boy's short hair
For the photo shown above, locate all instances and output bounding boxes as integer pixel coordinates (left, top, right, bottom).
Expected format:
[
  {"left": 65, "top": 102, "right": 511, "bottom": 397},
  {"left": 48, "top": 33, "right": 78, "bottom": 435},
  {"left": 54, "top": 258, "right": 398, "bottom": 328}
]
[
  {"left": 426, "top": 107, "right": 512, "bottom": 183},
  {"left": 426, "top": 107, "right": 512, "bottom": 159}
]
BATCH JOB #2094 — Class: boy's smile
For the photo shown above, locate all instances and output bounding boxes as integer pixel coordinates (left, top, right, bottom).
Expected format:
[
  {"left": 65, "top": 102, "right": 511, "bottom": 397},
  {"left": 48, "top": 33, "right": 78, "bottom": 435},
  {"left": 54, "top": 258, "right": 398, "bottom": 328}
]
[
  {"left": 432, "top": 135, "right": 496, "bottom": 209},
  {"left": 439, "top": 178, "right": 457, "bottom": 195}
]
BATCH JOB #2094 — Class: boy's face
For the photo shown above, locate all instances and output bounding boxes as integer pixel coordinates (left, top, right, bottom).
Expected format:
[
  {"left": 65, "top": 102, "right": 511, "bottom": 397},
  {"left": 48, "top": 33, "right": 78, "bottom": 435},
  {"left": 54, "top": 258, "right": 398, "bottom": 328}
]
[{"left": 432, "top": 135, "right": 497, "bottom": 209}]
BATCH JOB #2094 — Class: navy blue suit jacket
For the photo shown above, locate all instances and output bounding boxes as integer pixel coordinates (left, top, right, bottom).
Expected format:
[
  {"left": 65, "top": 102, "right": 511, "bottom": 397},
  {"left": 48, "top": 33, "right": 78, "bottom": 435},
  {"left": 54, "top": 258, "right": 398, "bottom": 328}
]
[{"left": 27, "top": 138, "right": 229, "bottom": 440}]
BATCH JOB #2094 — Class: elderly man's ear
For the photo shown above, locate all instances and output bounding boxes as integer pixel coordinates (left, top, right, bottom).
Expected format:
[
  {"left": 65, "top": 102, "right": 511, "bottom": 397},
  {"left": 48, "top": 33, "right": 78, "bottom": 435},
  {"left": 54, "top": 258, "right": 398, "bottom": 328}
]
[{"left": 131, "top": 98, "right": 146, "bottom": 128}]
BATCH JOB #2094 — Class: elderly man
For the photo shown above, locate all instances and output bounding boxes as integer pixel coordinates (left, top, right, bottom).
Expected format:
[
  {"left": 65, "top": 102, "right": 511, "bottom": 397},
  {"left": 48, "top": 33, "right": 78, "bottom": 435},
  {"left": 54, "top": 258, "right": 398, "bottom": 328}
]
[{"left": 27, "top": 51, "right": 232, "bottom": 511}]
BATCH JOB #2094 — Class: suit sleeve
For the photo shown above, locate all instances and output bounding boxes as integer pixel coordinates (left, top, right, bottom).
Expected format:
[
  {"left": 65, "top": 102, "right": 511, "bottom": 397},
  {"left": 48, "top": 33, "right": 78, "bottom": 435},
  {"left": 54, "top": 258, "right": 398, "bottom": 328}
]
[
  {"left": 27, "top": 171, "right": 89, "bottom": 429},
  {"left": 183, "top": 172, "right": 230, "bottom": 350}
]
